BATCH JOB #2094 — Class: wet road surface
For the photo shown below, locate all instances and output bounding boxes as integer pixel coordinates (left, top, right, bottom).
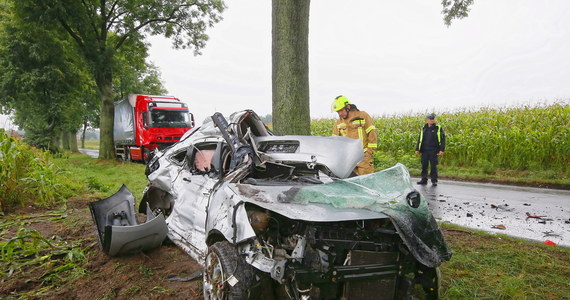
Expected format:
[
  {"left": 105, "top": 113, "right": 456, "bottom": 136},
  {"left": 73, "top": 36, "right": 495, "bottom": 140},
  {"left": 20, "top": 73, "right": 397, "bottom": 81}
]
[
  {"left": 79, "top": 148, "right": 98, "bottom": 158},
  {"left": 416, "top": 179, "right": 570, "bottom": 247}
]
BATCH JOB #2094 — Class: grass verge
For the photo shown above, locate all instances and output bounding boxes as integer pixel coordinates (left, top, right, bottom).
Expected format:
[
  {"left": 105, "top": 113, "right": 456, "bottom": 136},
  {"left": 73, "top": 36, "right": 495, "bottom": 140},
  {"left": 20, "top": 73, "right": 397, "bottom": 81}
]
[
  {"left": 1, "top": 152, "right": 569, "bottom": 299},
  {"left": 440, "top": 224, "right": 570, "bottom": 299}
]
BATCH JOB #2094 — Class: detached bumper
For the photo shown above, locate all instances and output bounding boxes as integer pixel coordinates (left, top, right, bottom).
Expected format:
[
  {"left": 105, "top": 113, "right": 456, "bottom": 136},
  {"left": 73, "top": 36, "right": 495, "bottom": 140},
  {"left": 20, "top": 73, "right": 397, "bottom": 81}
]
[{"left": 89, "top": 185, "right": 168, "bottom": 256}]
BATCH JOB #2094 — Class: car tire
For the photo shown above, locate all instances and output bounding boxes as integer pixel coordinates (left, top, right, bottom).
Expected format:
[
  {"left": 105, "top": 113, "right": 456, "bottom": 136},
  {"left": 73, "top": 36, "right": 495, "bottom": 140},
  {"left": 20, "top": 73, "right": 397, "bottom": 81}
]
[{"left": 203, "top": 241, "right": 254, "bottom": 300}]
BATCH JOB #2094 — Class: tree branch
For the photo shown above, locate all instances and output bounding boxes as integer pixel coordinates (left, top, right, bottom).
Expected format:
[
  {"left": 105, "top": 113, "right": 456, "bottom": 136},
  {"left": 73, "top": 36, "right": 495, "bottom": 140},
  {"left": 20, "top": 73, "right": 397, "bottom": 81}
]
[{"left": 113, "top": 4, "right": 193, "bottom": 51}]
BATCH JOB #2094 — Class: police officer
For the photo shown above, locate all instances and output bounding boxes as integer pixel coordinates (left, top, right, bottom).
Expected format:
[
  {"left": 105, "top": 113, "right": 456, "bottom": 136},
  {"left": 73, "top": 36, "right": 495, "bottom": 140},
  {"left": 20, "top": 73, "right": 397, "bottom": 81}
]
[
  {"left": 415, "top": 113, "right": 445, "bottom": 186},
  {"left": 331, "top": 95, "right": 377, "bottom": 175}
]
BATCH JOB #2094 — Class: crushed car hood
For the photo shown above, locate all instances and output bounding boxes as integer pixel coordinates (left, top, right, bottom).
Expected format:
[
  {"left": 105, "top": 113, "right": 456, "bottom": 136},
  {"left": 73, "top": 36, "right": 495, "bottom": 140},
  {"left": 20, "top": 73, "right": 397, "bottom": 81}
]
[
  {"left": 234, "top": 163, "right": 451, "bottom": 268},
  {"left": 253, "top": 135, "right": 363, "bottom": 179}
]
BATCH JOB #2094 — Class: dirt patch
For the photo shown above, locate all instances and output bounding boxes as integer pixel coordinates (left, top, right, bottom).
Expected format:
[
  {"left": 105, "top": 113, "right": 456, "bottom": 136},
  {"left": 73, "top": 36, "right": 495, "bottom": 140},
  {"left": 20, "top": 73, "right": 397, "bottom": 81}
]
[
  {"left": 1, "top": 197, "right": 203, "bottom": 300},
  {"left": 54, "top": 245, "right": 203, "bottom": 300}
]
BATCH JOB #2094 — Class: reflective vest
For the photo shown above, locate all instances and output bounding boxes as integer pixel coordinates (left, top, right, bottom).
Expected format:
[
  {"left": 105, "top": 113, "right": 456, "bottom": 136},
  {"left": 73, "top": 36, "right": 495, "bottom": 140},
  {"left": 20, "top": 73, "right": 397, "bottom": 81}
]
[
  {"left": 332, "top": 111, "right": 378, "bottom": 153},
  {"left": 417, "top": 124, "right": 445, "bottom": 152},
  {"left": 418, "top": 125, "right": 442, "bottom": 146}
]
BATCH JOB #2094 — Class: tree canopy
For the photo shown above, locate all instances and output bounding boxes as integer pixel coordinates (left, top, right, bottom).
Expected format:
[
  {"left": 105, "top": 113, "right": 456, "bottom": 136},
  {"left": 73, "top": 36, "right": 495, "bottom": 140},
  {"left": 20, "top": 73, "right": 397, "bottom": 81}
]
[
  {"left": 0, "top": 1, "right": 87, "bottom": 150},
  {"left": 13, "top": 0, "right": 225, "bottom": 158},
  {"left": 0, "top": 0, "right": 175, "bottom": 152}
]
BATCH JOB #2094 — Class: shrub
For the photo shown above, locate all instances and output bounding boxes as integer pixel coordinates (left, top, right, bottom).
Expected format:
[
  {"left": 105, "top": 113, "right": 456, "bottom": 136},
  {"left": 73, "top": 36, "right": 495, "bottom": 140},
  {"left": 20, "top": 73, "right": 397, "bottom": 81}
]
[{"left": 0, "top": 130, "right": 67, "bottom": 213}]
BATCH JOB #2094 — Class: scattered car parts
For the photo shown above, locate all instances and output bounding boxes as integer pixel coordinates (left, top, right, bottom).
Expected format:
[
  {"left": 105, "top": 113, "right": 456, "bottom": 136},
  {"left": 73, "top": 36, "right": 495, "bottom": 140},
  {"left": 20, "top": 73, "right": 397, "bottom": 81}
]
[{"left": 89, "top": 185, "right": 167, "bottom": 256}]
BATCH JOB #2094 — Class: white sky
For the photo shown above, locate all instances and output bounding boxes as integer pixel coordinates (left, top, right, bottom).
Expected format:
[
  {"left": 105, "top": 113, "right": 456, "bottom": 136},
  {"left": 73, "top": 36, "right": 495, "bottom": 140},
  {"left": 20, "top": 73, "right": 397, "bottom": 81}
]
[
  {"left": 2, "top": 0, "right": 569, "bottom": 130},
  {"left": 146, "top": 0, "right": 570, "bottom": 123}
]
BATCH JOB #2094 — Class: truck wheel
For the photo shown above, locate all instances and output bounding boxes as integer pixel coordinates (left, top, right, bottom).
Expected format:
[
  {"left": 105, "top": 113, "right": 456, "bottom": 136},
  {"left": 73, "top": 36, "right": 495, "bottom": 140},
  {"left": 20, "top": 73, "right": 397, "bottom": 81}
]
[
  {"left": 203, "top": 241, "right": 254, "bottom": 300},
  {"left": 122, "top": 146, "right": 131, "bottom": 162}
]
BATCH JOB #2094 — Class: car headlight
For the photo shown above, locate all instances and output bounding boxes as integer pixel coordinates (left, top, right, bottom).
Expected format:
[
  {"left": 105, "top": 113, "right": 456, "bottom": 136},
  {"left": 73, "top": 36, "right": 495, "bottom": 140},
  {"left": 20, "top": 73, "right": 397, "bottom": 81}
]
[
  {"left": 406, "top": 191, "right": 421, "bottom": 208},
  {"left": 258, "top": 141, "right": 299, "bottom": 153},
  {"left": 247, "top": 209, "right": 270, "bottom": 234},
  {"left": 145, "top": 157, "right": 160, "bottom": 176}
]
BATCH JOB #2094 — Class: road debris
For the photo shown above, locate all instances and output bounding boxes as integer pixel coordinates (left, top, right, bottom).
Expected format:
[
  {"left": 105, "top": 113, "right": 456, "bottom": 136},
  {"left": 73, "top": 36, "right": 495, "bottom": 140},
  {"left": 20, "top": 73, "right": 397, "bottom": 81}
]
[
  {"left": 492, "top": 224, "right": 507, "bottom": 230},
  {"left": 542, "top": 231, "right": 561, "bottom": 238},
  {"left": 491, "top": 204, "right": 514, "bottom": 211},
  {"left": 525, "top": 212, "right": 547, "bottom": 219},
  {"left": 167, "top": 270, "right": 203, "bottom": 282},
  {"left": 543, "top": 240, "right": 557, "bottom": 246}
]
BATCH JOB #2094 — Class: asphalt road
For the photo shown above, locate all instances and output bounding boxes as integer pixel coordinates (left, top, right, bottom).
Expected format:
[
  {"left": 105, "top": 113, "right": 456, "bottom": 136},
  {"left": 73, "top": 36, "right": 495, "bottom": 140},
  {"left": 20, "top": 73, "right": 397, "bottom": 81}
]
[
  {"left": 79, "top": 149, "right": 569, "bottom": 247},
  {"left": 416, "top": 179, "right": 570, "bottom": 247},
  {"left": 79, "top": 148, "right": 99, "bottom": 158}
]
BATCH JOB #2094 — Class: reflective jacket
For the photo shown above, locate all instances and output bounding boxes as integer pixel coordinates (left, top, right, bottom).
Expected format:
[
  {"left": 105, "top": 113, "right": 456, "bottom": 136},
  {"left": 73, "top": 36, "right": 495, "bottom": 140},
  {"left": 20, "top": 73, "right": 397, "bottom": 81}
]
[
  {"left": 416, "top": 123, "right": 445, "bottom": 152},
  {"left": 332, "top": 110, "right": 378, "bottom": 155}
]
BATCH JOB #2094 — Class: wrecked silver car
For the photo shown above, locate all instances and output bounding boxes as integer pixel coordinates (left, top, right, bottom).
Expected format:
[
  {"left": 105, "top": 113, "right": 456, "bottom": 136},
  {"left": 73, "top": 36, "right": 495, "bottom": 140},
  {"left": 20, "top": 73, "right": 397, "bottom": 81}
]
[{"left": 96, "top": 110, "right": 452, "bottom": 299}]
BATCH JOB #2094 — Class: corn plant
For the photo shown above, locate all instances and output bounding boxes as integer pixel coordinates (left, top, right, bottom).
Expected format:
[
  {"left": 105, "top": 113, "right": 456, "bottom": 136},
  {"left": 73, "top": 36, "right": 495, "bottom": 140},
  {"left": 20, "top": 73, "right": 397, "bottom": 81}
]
[
  {"left": 0, "top": 220, "right": 87, "bottom": 294},
  {"left": 0, "top": 130, "right": 68, "bottom": 212},
  {"left": 311, "top": 102, "right": 569, "bottom": 174}
]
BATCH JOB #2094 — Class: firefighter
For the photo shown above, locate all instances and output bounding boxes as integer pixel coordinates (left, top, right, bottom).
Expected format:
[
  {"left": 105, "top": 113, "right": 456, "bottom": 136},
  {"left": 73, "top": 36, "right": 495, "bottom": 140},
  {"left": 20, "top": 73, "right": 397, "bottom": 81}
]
[
  {"left": 415, "top": 113, "right": 446, "bottom": 186},
  {"left": 331, "top": 95, "right": 377, "bottom": 175}
]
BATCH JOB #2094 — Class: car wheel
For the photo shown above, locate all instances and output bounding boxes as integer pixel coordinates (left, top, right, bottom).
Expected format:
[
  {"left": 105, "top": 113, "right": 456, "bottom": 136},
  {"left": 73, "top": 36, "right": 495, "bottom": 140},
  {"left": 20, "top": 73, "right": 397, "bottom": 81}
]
[{"left": 203, "top": 241, "right": 253, "bottom": 300}]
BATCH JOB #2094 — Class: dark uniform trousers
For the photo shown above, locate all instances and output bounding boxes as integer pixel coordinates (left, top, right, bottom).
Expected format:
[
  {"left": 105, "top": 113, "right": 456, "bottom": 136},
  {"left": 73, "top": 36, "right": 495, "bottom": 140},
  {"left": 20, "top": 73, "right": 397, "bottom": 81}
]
[{"left": 421, "top": 150, "right": 439, "bottom": 182}]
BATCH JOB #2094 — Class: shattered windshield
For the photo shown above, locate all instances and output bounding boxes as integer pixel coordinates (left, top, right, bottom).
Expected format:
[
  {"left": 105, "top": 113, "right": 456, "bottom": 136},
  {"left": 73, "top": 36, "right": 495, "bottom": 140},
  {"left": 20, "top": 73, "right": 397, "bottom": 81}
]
[
  {"left": 150, "top": 109, "right": 191, "bottom": 128},
  {"left": 290, "top": 163, "right": 452, "bottom": 268}
]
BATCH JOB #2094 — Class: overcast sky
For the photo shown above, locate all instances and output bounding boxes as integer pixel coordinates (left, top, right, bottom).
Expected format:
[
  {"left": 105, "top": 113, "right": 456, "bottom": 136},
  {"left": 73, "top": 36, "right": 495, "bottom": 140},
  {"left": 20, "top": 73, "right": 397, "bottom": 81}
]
[
  {"left": 146, "top": 0, "right": 570, "bottom": 123},
  {"left": 2, "top": 0, "right": 569, "bottom": 130}
]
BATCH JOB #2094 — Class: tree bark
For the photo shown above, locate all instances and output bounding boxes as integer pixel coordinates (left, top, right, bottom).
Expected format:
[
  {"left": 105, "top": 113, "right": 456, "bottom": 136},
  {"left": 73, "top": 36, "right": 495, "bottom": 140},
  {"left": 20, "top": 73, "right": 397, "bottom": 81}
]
[
  {"left": 81, "top": 119, "right": 87, "bottom": 149},
  {"left": 69, "top": 129, "right": 79, "bottom": 152},
  {"left": 61, "top": 130, "right": 70, "bottom": 150},
  {"left": 96, "top": 75, "right": 116, "bottom": 159},
  {"left": 272, "top": 0, "right": 311, "bottom": 135}
]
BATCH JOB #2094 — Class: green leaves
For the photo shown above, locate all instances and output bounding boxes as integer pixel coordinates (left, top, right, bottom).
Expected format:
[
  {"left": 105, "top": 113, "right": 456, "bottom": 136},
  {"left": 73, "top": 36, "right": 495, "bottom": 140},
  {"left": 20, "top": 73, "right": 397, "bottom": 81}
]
[{"left": 441, "top": 0, "right": 475, "bottom": 26}]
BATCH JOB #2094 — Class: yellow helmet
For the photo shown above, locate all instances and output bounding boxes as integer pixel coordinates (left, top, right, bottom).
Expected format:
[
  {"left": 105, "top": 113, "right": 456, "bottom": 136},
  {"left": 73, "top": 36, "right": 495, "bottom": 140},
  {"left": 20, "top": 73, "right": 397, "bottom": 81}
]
[{"left": 331, "top": 95, "right": 352, "bottom": 112}]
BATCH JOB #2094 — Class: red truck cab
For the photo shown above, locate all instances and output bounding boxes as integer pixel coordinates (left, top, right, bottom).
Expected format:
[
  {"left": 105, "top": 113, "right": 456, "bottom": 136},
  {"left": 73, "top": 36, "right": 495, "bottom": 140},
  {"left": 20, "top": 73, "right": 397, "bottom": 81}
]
[{"left": 114, "top": 94, "right": 194, "bottom": 162}]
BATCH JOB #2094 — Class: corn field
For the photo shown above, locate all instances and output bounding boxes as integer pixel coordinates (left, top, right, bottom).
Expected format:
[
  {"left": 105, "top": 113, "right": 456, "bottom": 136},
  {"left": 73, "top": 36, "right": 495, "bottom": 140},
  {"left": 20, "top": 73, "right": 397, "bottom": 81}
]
[
  {"left": 312, "top": 102, "right": 570, "bottom": 173},
  {"left": 0, "top": 130, "right": 66, "bottom": 213}
]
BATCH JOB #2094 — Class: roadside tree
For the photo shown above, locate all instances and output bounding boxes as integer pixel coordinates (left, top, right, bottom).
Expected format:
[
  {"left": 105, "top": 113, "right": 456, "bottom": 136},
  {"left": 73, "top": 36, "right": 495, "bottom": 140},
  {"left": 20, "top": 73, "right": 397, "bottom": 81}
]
[
  {"left": 270, "top": 0, "right": 474, "bottom": 135},
  {"left": 0, "top": 2, "right": 89, "bottom": 151},
  {"left": 271, "top": 0, "right": 310, "bottom": 135},
  {"left": 14, "top": 0, "right": 225, "bottom": 159}
]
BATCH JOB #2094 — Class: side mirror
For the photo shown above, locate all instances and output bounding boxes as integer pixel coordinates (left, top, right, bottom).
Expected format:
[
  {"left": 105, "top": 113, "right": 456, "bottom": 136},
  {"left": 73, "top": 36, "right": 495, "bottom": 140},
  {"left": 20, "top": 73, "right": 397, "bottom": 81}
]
[{"left": 189, "top": 113, "right": 195, "bottom": 128}]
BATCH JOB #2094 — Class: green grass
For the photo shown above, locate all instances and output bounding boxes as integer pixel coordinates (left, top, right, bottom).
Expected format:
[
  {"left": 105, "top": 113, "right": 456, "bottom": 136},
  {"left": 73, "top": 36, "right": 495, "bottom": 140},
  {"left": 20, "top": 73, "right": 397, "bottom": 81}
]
[
  {"left": 440, "top": 224, "right": 570, "bottom": 299},
  {"left": 53, "top": 152, "right": 147, "bottom": 200},
  {"left": 1, "top": 150, "right": 569, "bottom": 299},
  {"left": 81, "top": 139, "right": 100, "bottom": 150}
]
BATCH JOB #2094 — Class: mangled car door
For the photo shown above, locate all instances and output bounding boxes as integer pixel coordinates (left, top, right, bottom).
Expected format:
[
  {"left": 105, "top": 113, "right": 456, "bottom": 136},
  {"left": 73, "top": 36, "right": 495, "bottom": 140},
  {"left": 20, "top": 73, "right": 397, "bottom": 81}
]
[
  {"left": 166, "top": 141, "right": 218, "bottom": 258},
  {"left": 89, "top": 185, "right": 168, "bottom": 256}
]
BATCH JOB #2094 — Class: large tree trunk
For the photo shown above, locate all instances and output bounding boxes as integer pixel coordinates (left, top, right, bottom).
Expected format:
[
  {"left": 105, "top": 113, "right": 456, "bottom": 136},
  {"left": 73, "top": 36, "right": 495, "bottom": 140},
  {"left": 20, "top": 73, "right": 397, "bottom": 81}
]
[
  {"left": 272, "top": 0, "right": 311, "bottom": 135},
  {"left": 81, "top": 119, "right": 87, "bottom": 149},
  {"left": 96, "top": 75, "right": 116, "bottom": 159},
  {"left": 61, "top": 131, "right": 71, "bottom": 150},
  {"left": 50, "top": 134, "right": 61, "bottom": 154},
  {"left": 69, "top": 130, "right": 79, "bottom": 152}
]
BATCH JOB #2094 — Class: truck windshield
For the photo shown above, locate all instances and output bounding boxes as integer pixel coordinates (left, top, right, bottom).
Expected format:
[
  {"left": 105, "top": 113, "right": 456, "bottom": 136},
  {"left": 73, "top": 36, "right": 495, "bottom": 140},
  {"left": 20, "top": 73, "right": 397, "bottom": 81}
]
[{"left": 149, "top": 109, "right": 191, "bottom": 128}]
